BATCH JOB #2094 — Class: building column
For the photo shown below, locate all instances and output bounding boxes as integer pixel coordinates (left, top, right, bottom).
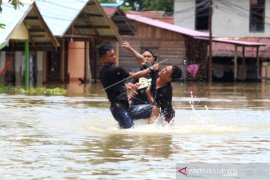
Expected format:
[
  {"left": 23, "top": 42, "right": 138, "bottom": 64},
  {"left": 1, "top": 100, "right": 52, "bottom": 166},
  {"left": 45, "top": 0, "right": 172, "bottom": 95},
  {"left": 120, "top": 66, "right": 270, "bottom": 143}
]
[
  {"left": 233, "top": 45, "right": 238, "bottom": 82},
  {"left": 15, "top": 51, "right": 23, "bottom": 86},
  {"left": 0, "top": 51, "right": 6, "bottom": 84},
  {"left": 36, "top": 51, "right": 43, "bottom": 86},
  {"left": 24, "top": 40, "right": 30, "bottom": 89},
  {"left": 85, "top": 41, "right": 91, "bottom": 82},
  {"left": 60, "top": 38, "right": 65, "bottom": 82},
  {"left": 42, "top": 52, "right": 47, "bottom": 83},
  {"left": 256, "top": 46, "right": 260, "bottom": 81}
]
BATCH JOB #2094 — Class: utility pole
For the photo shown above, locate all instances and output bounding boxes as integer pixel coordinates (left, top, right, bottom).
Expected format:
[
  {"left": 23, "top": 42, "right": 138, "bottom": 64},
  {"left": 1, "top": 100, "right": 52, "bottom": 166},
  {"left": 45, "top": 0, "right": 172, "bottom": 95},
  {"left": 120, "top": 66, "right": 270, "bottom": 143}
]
[{"left": 208, "top": 0, "right": 213, "bottom": 83}]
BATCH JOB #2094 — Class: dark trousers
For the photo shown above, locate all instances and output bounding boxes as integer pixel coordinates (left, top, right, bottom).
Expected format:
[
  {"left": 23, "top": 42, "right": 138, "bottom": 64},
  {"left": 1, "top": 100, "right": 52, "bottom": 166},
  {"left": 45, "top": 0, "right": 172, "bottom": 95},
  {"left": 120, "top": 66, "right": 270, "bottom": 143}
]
[{"left": 110, "top": 104, "right": 153, "bottom": 129}]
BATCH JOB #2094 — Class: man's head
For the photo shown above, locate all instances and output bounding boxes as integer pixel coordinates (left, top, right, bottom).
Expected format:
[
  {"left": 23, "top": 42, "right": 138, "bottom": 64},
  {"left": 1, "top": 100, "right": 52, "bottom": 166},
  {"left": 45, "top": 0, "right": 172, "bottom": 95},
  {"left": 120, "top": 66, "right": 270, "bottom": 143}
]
[
  {"left": 98, "top": 43, "right": 116, "bottom": 65},
  {"left": 141, "top": 49, "right": 157, "bottom": 65},
  {"left": 171, "top": 65, "right": 182, "bottom": 82},
  {"left": 159, "top": 65, "right": 182, "bottom": 82}
]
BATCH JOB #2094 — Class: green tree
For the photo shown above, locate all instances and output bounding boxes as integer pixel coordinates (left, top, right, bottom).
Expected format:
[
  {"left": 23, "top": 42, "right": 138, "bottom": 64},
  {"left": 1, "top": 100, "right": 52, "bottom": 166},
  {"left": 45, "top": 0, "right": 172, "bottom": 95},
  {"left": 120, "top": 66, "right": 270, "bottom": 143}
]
[
  {"left": 120, "top": 0, "right": 173, "bottom": 12},
  {"left": 0, "top": 0, "right": 23, "bottom": 12},
  {"left": 98, "top": 0, "right": 117, "bottom": 3},
  {"left": 143, "top": 0, "right": 173, "bottom": 12}
]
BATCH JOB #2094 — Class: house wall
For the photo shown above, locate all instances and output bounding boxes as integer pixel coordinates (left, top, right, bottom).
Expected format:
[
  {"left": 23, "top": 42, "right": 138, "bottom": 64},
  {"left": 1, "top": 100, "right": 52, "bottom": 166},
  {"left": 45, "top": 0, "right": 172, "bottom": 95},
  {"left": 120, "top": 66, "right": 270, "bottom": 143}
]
[
  {"left": 174, "top": 0, "right": 196, "bottom": 30},
  {"left": 174, "top": 0, "right": 270, "bottom": 37},
  {"left": 120, "top": 21, "right": 186, "bottom": 71},
  {"left": 262, "top": 62, "right": 270, "bottom": 80},
  {"left": 11, "top": 23, "right": 29, "bottom": 40}
]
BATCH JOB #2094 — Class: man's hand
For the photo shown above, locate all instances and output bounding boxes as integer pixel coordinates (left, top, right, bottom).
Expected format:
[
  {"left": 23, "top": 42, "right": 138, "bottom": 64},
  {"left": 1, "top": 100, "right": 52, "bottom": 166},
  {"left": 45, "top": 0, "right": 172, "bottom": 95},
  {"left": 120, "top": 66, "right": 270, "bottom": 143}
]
[
  {"left": 152, "top": 63, "right": 159, "bottom": 71},
  {"left": 122, "top": 41, "right": 131, "bottom": 50},
  {"left": 125, "top": 82, "right": 140, "bottom": 100}
]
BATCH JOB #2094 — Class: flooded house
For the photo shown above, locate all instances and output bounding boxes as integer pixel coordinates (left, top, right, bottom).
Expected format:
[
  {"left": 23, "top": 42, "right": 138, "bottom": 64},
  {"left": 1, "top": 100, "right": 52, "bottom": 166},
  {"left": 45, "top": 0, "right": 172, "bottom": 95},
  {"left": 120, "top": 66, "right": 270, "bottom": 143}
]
[
  {"left": 0, "top": 2, "right": 59, "bottom": 87},
  {"left": 0, "top": 0, "right": 123, "bottom": 88},
  {"left": 103, "top": 5, "right": 211, "bottom": 81},
  {"left": 35, "top": 0, "right": 121, "bottom": 84}
]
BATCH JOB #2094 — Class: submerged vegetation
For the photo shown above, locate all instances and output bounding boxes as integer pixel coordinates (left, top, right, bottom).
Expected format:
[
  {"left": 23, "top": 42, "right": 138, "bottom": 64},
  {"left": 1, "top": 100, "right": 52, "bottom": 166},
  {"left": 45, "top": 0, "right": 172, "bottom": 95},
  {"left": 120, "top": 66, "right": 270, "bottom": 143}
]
[{"left": 0, "top": 86, "right": 67, "bottom": 96}]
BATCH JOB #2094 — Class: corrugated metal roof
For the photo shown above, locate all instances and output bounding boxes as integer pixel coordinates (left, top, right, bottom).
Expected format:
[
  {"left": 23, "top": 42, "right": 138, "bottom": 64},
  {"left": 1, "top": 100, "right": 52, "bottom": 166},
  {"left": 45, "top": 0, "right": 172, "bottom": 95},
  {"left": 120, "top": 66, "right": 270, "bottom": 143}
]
[
  {"left": 126, "top": 14, "right": 209, "bottom": 37},
  {"left": 25, "top": 3, "right": 59, "bottom": 49},
  {"left": 0, "top": 2, "right": 58, "bottom": 49},
  {"left": 35, "top": 0, "right": 86, "bottom": 37},
  {"left": 211, "top": 37, "right": 270, "bottom": 58},
  {"left": 36, "top": 0, "right": 121, "bottom": 41},
  {"left": 196, "top": 37, "right": 266, "bottom": 46}
]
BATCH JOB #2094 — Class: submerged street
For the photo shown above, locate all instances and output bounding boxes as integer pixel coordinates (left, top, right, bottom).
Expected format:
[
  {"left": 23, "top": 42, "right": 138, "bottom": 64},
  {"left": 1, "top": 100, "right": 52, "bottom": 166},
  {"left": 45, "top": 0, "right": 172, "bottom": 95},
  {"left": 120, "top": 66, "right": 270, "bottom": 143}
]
[{"left": 0, "top": 82, "right": 269, "bottom": 179}]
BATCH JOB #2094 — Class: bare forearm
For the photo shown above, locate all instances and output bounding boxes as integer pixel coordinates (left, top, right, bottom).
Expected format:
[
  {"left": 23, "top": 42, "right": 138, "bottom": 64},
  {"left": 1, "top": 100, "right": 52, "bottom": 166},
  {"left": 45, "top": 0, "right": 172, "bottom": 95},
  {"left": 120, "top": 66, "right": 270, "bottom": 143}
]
[
  {"left": 149, "top": 106, "right": 160, "bottom": 124},
  {"left": 122, "top": 42, "right": 145, "bottom": 65},
  {"left": 129, "top": 63, "right": 159, "bottom": 80},
  {"left": 145, "top": 87, "right": 154, "bottom": 104},
  {"left": 129, "top": 68, "right": 151, "bottom": 80},
  {"left": 128, "top": 48, "right": 145, "bottom": 65}
]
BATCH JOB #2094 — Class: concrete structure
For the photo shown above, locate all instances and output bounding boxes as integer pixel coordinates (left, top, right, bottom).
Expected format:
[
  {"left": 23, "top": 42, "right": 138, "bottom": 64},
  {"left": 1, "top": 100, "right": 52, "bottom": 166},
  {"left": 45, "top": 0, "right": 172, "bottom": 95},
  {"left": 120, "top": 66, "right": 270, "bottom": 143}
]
[
  {"left": 174, "top": 0, "right": 270, "bottom": 37},
  {"left": 174, "top": 0, "right": 270, "bottom": 81}
]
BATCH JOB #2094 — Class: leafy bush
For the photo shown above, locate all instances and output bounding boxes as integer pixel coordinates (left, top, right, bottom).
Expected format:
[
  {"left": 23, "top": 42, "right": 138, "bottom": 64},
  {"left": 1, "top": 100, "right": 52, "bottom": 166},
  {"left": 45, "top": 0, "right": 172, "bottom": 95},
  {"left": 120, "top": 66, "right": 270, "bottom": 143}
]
[{"left": 0, "top": 86, "right": 67, "bottom": 96}]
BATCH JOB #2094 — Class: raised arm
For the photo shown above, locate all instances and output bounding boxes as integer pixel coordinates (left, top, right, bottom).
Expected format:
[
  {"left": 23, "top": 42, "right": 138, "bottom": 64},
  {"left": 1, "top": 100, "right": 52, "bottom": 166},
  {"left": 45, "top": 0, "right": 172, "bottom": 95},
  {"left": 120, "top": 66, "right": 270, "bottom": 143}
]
[{"left": 122, "top": 42, "right": 145, "bottom": 65}]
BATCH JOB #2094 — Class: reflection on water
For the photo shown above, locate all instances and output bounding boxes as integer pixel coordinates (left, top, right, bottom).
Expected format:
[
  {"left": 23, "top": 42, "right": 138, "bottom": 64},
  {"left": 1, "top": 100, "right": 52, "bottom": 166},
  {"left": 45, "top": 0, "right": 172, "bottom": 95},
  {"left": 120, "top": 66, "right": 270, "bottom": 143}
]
[{"left": 0, "top": 82, "right": 270, "bottom": 179}]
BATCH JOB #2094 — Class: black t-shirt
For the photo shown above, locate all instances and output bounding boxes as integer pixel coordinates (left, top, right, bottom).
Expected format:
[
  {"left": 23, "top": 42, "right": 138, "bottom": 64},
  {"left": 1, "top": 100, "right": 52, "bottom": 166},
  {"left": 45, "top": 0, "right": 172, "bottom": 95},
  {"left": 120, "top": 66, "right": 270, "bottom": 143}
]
[
  {"left": 99, "top": 64, "right": 129, "bottom": 108},
  {"left": 150, "top": 71, "right": 174, "bottom": 118},
  {"left": 130, "top": 62, "right": 152, "bottom": 105}
]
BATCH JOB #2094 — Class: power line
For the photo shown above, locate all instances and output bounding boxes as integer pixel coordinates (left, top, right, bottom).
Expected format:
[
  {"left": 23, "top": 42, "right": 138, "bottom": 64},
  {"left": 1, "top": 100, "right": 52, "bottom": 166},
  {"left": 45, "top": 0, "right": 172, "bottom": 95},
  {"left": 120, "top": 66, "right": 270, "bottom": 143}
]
[
  {"left": 174, "top": 0, "right": 270, "bottom": 29},
  {"left": 215, "top": 0, "right": 270, "bottom": 27}
]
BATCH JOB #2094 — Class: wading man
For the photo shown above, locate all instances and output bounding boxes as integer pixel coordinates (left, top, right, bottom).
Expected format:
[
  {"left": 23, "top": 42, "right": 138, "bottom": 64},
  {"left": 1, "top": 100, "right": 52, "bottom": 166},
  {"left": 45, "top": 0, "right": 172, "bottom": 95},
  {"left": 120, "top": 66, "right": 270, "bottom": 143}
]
[{"left": 99, "top": 43, "right": 159, "bottom": 129}]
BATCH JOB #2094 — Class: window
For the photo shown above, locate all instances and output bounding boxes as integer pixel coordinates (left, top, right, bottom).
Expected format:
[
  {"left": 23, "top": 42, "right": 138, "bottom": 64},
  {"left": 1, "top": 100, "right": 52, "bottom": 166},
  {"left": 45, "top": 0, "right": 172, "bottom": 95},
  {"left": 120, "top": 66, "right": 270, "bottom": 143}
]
[
  {"left": 250, "top": 0, "right": 265, "bottom": 32},
  {"left": 195, "top": 0, "right": 210, "bottom": 31}
]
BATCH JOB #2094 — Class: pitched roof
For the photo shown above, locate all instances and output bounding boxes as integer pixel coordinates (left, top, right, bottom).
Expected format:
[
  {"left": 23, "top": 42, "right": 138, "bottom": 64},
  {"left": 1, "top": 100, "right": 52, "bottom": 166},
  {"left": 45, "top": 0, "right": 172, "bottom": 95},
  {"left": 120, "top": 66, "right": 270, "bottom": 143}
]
[
  {"left": 36, "top": 0, "right": 121, "bottom": 41},
  {"left": 0, "top": 2, "right": 59, "bottom": 50},
  {"left": 102, "top": 6, "right": 135, "bottom": 35},
  {"left": 126, "top": 14, "right": 209, "bottom": 37}
]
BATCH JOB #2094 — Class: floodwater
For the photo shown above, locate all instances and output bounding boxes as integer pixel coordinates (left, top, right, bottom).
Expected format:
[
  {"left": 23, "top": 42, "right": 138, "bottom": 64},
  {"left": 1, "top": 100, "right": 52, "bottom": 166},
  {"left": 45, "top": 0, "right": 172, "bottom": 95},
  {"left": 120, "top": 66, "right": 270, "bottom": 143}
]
[{"left": 0, "top": 82, "right": 270, "bottom": 179}]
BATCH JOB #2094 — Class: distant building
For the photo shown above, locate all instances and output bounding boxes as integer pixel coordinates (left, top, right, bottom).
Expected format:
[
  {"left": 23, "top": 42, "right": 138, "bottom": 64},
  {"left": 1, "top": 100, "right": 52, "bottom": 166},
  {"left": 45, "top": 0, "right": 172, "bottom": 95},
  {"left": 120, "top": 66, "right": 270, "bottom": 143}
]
[{"left": 174, "top": 0, "right": 270, "bottom": 81}]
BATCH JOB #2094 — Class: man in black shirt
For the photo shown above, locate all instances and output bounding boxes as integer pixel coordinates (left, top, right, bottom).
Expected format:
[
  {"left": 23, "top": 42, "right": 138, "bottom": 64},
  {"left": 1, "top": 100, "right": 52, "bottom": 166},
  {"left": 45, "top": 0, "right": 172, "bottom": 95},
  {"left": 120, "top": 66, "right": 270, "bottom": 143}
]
[
  {"left": 146, "top": 65, "right": 182, "bottom": 125},
  {"left": 99, "top": 44, "right": 159, "bottom": 129}
]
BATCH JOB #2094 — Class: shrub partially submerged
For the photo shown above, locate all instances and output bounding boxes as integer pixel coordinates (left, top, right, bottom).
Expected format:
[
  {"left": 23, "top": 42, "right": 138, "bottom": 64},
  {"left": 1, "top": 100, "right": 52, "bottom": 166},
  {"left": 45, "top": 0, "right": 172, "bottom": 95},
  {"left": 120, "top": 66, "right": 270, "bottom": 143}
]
[{"left": 0, "top": 86, "right": 67, "bottom": 96}]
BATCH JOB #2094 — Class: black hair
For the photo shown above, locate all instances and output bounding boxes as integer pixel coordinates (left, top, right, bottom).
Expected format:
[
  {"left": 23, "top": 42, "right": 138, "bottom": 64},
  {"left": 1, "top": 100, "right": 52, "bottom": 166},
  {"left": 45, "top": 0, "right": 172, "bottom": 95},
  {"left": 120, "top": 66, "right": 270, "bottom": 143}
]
[
  {"left": 98, "top": 43, "right": 113, "bottom": 57},
  {"left": 141, "top": 48, "right": 157, "bottom": 62},
  {"left": 171, "top": 65, "right": 182, "bottom": 82}
]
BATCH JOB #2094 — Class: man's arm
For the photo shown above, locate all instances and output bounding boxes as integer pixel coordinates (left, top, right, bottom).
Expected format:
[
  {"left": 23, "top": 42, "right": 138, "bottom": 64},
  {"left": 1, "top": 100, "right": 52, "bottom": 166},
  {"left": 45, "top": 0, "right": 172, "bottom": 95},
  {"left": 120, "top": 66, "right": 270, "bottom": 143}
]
[
  {"left": 148, "top": 105, "right": 160, "bottom": 124},
  {"left": 122, "top": 42, "right": 145, "bottom": 65},
  {"left": 125, "top": 82, "right": 139, "bottom": 100},
  {"left": 129, "top": 64, "right": 159, "bottom": 80},
  {"left": 145, "top": 87, "right": 160, "bottom": 124}
]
